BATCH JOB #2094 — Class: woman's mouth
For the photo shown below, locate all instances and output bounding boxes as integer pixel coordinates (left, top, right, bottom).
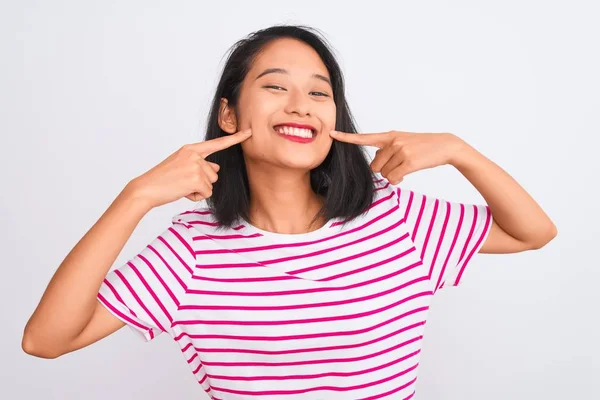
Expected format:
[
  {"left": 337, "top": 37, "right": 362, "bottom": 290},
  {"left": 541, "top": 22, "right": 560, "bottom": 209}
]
[{"left": 273, "top": 124, "right": 317, "bottom": 143}]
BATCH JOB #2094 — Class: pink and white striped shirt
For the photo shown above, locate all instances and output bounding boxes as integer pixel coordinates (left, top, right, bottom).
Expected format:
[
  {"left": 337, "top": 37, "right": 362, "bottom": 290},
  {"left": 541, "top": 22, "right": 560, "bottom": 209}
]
[{"left": 97, "top": 179, "right": 492, "bottom": 399}]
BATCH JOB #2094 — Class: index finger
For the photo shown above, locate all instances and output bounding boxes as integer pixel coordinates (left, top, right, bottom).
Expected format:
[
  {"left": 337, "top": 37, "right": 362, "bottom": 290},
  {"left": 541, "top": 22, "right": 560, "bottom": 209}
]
[
  {"left": 330, "top": 130, "right": 389, "bottom": 148},
  {"left": 195, "top": 129, "right": 252, "bottom": 157}
]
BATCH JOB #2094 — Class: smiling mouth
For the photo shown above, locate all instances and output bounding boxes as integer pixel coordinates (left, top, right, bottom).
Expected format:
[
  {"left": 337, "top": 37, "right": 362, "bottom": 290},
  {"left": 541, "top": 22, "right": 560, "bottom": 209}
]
[{"left": 273, "top": 125, "right": 317, "bottom": 138}]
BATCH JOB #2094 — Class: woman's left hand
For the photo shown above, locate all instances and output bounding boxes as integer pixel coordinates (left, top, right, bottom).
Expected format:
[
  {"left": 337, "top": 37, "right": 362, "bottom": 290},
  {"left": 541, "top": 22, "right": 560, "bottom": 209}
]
[{"left": 329, "top": 130, "right": 467, "bottom": 184}]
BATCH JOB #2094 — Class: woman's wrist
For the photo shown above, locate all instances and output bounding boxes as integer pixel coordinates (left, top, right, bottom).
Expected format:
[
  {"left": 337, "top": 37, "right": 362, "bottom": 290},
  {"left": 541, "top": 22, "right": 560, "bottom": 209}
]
[{"left": 120, "top": 179, "right": 154, "bottom": 216}]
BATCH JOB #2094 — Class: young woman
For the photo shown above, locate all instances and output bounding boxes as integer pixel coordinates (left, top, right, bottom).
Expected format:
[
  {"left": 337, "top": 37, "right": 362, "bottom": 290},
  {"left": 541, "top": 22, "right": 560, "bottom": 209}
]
[{"left": 23, "top": 25, "right": 556, "bottom": 399}]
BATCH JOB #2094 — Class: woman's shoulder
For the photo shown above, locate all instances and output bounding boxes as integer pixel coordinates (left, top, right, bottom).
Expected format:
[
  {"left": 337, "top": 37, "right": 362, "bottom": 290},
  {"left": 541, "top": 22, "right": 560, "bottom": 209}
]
[
  {"left": 171, "top": 205, "right": 223, "bottom": 234},
  {"left": 372, "top": 177, "right": 401, "bottom": 204}
]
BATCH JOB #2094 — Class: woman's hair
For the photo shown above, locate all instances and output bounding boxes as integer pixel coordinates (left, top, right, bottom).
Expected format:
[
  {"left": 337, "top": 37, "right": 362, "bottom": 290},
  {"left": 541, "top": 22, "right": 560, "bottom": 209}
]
[{"left": 204, "top": 25, "right": 376, "bottom": 229}]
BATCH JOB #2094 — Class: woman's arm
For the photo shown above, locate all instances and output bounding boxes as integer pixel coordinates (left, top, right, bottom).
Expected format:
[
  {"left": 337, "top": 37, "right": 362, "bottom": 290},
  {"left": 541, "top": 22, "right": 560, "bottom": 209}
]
[
  {"left": 22, "top": 183, "right": 151, "bottom": 358},
  {"left": 329, "top": 129, "right": 557, "bottom": 254},
  {"left": 449, "top": 137, "right": 557, "bottom": 253}
]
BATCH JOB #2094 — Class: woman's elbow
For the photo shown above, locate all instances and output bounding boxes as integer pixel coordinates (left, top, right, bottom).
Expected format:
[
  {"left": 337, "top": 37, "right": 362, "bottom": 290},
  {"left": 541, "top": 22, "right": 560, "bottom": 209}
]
[
  {"left": 21, "top": 329, "right": 63, "bottom": 359},
  {"left": 531, "top": 223, "right": 558, "bottom": 250}
]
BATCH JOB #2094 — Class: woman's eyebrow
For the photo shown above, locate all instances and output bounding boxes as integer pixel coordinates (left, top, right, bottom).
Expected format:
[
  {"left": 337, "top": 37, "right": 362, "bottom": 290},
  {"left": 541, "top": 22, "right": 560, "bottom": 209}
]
[{"left": 255, "top": 68, "right": 332, "bottom": 86}]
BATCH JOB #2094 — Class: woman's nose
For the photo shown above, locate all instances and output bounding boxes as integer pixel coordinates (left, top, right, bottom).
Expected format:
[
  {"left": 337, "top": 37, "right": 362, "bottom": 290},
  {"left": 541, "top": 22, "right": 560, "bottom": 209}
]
[{"left": 284, "top": 90, "right": 311, "bottom": 116}]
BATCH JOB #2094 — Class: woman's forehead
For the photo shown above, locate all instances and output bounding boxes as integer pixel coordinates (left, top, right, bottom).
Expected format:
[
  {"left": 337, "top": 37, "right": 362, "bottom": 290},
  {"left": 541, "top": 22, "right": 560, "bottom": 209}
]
[{"left": 250, "top": 38, "right": 330, "bottom": 79}]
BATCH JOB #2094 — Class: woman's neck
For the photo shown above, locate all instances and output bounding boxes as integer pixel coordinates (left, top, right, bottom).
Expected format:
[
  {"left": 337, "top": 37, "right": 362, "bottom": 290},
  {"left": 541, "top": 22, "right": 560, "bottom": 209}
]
[{"left": 245, "top": 165, "right": 326, "bottom": 235}]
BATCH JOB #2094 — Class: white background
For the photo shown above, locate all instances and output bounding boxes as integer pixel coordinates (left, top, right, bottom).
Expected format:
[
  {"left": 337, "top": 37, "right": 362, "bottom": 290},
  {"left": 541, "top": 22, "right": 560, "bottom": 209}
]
[{"left": 1, "top": 1, "right": 598, "bottom": 399}]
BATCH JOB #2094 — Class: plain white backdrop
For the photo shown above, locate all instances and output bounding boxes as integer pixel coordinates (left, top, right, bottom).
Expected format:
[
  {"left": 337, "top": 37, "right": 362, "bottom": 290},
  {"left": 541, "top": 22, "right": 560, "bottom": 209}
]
[{"left": 1, "top": 1, "right": 598, "bottom": 399}]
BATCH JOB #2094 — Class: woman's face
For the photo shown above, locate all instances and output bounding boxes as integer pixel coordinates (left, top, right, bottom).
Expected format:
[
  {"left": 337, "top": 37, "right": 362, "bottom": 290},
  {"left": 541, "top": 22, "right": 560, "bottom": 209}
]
[{"left": 224, "top": 38, "right": 336, "bottom": 171}]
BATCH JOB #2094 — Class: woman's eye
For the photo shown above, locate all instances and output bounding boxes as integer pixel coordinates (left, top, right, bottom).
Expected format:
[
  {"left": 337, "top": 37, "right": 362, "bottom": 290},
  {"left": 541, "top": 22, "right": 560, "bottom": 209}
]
[{"left": 264, "top": 86, "right": 329, "bottom": 97}]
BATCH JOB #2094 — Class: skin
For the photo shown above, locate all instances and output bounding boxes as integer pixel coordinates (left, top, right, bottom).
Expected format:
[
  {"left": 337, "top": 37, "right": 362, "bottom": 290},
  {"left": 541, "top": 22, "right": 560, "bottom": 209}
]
[
  {"left": 330, "top": 130, "right": 557, "bottom": 253},
  {"left": 22, "top": 36, "right": 557, "bottom": 359},
  {"left": 21, "top": 38, "right": 339, "bottom": 358},
  {"left": 21, "top": 132, "right": 252, "bottom": 359},
  {"left": 218, "top": 38, "right": 337, "bottom": 234}
]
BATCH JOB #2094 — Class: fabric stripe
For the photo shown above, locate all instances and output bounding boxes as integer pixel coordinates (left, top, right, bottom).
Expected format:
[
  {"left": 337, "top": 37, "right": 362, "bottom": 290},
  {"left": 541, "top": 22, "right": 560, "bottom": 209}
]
[{"left": 96, "top": 179, "right": 490, "bottom": 398}]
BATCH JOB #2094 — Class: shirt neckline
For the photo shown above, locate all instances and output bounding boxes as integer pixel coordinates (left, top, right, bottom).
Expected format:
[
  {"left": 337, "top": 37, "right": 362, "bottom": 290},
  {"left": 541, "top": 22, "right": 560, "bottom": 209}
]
[{"left": 240, "top": 216, "right": 342, "bottom": 241}]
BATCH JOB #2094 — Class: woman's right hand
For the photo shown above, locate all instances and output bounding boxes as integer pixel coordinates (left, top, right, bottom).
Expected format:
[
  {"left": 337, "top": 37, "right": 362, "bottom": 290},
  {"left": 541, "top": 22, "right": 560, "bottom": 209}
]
[
  {"left": 22, "top": 128, "right": 252, "bottom": 359},
  {"left": 128, "top": 129, "right": 252, "bottom": 210}
]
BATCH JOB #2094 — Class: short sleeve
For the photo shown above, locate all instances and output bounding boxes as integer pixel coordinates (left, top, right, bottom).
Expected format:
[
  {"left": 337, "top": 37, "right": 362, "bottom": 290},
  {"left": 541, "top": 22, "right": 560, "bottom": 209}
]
[
  {"left": 396, "top": 187, "right": 492, "bottom": 293},
  {"left": 96, "top": 221, "right": 196, "bottom": 341}
]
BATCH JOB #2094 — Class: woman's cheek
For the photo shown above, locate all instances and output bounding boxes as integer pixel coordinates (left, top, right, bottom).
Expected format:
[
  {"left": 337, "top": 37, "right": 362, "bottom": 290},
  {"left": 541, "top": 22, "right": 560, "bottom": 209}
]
[
  {"left": 323, "top": 103, "right": 337, "bottom": 131},
  {"left": 239, "top": 91, "right": 270, "bottom": 124}
]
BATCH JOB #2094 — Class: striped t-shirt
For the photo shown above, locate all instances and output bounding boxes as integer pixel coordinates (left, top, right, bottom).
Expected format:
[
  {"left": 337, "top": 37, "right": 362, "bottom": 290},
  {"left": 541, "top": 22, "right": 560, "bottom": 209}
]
[{"left": 97, "top": 179, "right": 492, "bottom": 399}]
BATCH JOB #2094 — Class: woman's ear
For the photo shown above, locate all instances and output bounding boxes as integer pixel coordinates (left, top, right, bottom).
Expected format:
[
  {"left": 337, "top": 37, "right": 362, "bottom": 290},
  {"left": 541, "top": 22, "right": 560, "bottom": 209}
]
[{"left": 218, "top": 98, "right": 238, "bottom": 134}]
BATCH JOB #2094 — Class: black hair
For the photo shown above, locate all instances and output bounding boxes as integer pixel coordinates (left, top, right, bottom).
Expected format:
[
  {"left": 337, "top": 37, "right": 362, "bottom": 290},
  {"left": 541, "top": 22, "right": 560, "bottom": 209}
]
[{"left": 204, "top": 25, "right": 376, "bottom": 229}]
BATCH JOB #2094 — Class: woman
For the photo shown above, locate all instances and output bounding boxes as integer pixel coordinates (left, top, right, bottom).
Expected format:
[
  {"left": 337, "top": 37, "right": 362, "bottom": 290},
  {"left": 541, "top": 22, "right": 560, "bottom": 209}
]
[{"left": 22, "top": 25, "right": 556, "bottom": 399}]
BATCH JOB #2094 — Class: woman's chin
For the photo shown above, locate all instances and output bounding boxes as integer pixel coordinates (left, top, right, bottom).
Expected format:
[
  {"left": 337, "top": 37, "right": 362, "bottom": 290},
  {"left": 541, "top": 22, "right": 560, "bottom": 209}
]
[
  {"left": 278, "top": 154, "right": 327, "bottom": 171},
  {"left": 269, "top": 162, "right": 316, "bottom": 173},
  {"left": 244, "top": 149, "right": 328, "bottom": 172}
]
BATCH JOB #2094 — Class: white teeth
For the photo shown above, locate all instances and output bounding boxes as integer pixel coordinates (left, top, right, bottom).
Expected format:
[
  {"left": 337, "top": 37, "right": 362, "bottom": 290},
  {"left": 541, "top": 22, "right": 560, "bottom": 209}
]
[{"left": 276, "top": 126, "right": 313, "bottom": 138}]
